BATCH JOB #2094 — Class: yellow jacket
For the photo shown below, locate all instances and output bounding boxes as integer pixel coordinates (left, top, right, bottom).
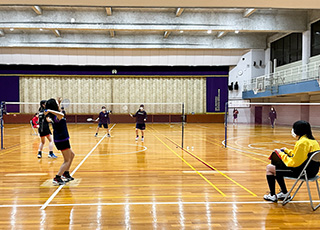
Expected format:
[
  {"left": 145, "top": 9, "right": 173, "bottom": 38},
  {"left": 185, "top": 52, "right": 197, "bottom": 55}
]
[{"left": 279, "top": 135, "right": 320, "bottom": 167}]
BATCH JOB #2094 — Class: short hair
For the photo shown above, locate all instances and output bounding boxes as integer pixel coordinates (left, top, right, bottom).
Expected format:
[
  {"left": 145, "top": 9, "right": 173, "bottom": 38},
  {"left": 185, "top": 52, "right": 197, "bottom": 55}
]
[{"left": 102, "top": 106, "right": 106, "bottom": 109}]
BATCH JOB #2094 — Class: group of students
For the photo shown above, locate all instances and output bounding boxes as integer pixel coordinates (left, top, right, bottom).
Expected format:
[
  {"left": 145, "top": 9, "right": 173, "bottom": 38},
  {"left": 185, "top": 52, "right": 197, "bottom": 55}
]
[
  {"left": 34, "top": 100, "right": 147, "bottom": 185},
  {"left": 94, "top": 104, "right": 147, "bottom": 142},
  {"left": 31, "top": 99, "right": 74, "bottom": 185},
  {"left": 34, "top": 99, "right": 319, "bottom": 201}
]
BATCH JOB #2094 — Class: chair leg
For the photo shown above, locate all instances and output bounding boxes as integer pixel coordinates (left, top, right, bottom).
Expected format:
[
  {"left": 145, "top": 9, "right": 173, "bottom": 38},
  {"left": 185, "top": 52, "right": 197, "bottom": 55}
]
[
  {"left": 283, "top": 180, "right": 304, "bottom": 206},
  {"left": 311, "top": 180, "right": 320, "bottom": 211}
]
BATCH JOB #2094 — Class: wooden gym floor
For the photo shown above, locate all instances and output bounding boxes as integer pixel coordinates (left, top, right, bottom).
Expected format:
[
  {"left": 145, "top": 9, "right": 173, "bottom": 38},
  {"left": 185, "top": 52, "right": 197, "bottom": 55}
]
[{"left": 1, "top": 123, "right": 320, "bottom": 229}]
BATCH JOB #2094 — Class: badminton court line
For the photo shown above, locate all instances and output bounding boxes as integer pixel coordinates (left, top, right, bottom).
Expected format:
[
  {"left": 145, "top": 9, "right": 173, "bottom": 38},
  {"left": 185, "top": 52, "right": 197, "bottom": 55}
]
[
  {"left": 3, "top": 199, "right": 319, "bottom": 208},
  {"left": 152, "top": 133, "right": 226, "bottom": 197},
  {"left": 165, "top": 137, "right": 257, "bottom": 197},
  {"left": 40, "top": 123, "right": 116, "bottom": 210}
]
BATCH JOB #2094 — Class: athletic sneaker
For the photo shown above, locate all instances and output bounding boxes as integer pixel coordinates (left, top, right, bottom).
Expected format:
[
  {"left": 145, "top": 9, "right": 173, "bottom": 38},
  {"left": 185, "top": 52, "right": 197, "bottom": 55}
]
[
  {"left": 107, "top": 133, "right": 111, "bottom": 137},
  {"left": 53, "top": 176, "right": 66, "bottom": 186},
  {"left": 95, "top": 133, "right": 98, "bottom": 137},
  {"left": 62, "top": 171, "right": 74, "bottom": 182},
  {"left": 141, "top": 138, "right": 144, "bottom": 142},
  {"left": 135, "top": 137, "right": 139, "bottom": 141},
  {"left": 263, "top": 193, "right": 278, "bottom": 202},
  {"left": 48, "top": 153, "right": 58, "bottom": 159},
  {"left": 37, "top": 152, "right": 42, "bottom": 159},
  {"left": 277, "top": 191, "right": 291, "bottom": 200}
]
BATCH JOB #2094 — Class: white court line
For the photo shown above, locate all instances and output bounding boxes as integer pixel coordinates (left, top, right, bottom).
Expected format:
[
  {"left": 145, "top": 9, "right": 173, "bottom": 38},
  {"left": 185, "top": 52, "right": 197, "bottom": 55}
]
[
  {"left": 40, "top": 123, "right": 116, "bottom": 210},
  {"left": 2, "top": 200, "right": 320, "bottom": 208},
  {"left": 74, "top": 143, "right": 147, "bottom": 156}
]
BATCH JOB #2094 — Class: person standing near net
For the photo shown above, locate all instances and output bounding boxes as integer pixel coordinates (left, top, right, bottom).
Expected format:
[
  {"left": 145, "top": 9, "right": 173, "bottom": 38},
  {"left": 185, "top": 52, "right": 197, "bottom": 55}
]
[
  {"left": 37, "top": 100, "right": 57, "bottom": 159},
  {"left": 268, "top": 107, "right": 277, "bottom": 128},
  {"left": 94, "top": 106, "right": 111, "bottom": 137},
  {"left": 45, "top": 98, "right": 75, "bottom": 185},
  {"left": 130, "top": 104, "right": 147, "bottom": 142},
  {"left": 264, "top": 120, "right": 320, "bottom": 202},
  {"left": 233, "top": 108, "right": 239, "bottom": 125}
]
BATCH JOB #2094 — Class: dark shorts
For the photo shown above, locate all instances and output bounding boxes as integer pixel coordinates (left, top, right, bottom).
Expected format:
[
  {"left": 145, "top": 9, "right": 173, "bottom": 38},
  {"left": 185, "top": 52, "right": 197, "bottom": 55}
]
[
  {"left": 54, "top": 140, "right": 71, "bottom": 151},
  {"left": 98, "top": 123, "right": 108, "bottom": 128},
  {"left": 38, "top": 128, "right": 52, "bottom": 137},
  {"left": 136, "top": 123, "right": 146, "bottom": 130}
]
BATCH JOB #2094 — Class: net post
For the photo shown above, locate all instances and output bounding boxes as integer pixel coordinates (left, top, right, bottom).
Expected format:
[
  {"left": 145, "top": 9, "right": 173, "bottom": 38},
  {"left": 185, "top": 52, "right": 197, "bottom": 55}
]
[
  {"left": 1, "top": 101, "right": 5, "bottom": 150},
  {"left": 224, "top": 101, "right": 228, "bottom": 148},
  {"left": 182, "top": 103, "right": 185, "bottom": 149}
]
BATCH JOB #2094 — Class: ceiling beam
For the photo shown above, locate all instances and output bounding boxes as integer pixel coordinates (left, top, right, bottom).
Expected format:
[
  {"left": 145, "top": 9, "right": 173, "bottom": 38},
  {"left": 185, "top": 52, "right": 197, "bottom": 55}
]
[
  {"left": 243, "top": 8, "right": 256, "bottom": 18},
  {"left": 175, "top": 8, "right": 184, "bottom": 17},
  {"left": 105, "top": 7, "right": 112, "bottom": 16},
  {"left": 53, "top": 29, "right": 61, "bottom": 37},
  {"left": 0, "top": 33, "right": 267, "bottom": 49},
  {"left": 32, "top": 5, "right": 42, "bottom": 15},
  {"left": 163, "top": 31, "right": 171, "bottom": 38},
  {"left": 216, "top": 31, "right": 228, "bottom": 38},
  {"left": 3, "top": 0, "right": 320, "bottom": 9}
]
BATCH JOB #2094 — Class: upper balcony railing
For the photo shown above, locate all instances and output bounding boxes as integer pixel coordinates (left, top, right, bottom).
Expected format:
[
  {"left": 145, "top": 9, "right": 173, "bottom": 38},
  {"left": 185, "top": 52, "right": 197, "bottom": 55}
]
[{"left": 243, "top": 60, "right": 320, "bottom": 94}]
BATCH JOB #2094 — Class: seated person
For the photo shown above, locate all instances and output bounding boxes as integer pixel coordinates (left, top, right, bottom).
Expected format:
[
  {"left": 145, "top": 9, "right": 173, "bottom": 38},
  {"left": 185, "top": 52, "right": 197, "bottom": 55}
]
[
  {"left": 32, "top": 113, "right": 39, "bottom": 128},
  {"left": 264, "top": 120, "right": 320, "bottom": 202}
]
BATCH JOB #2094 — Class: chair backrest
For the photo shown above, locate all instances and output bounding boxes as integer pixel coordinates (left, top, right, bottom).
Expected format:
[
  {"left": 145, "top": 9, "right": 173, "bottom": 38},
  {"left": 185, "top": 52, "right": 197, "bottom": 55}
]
[{"left": 309, "top": 150, "right": 320, "bottom": 163}]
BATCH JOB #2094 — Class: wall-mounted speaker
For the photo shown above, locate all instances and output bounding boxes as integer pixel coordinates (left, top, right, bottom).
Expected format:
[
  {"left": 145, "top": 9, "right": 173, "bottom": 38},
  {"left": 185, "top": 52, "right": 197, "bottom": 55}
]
[
  {"left": 234, "top": 82, "right": 239, "bottom": 90},
  {"left": 228, "top": 82, "right": 233, "bottom": 91}
]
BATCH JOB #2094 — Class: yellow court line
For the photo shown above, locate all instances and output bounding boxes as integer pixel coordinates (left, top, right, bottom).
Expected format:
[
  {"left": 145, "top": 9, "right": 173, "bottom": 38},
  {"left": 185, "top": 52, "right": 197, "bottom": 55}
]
[
  {"left": 202, "top": 137, "right": 269, "bottom": 164},
  {"left": 167, "top": 137, "right": 257, "bottom": 197},
  {"left": 153, "top": 134, "right": 226, "bottom": 197}
]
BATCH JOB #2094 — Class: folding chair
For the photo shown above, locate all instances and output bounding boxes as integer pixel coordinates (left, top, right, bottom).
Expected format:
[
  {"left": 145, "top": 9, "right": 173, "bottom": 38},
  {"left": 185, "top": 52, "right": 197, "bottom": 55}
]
[
  {"left": 282, "top": 150, "right": 320, "bottom": 211},
  {"left": 30, "top": 120, "right": 38, "bottom": 135}
]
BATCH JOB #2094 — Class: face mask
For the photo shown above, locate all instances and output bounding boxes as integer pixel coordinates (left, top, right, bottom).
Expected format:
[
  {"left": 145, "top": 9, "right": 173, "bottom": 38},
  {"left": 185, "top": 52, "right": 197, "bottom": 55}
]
[
  {"left": 102, "top": 109, "right": 106, "bottom": 112},
  {"left": 140, "top": 107, "right": 143, "bottom": 110},
  {"left": 291, "top": 129, "right": 297, "bottom": 138}
]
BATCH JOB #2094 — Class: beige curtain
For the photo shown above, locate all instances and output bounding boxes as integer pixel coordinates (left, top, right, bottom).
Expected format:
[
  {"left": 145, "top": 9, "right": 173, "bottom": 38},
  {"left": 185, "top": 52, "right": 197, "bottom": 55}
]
[{"left": 20, "top": 76, "right": 206, "bottom": 114}]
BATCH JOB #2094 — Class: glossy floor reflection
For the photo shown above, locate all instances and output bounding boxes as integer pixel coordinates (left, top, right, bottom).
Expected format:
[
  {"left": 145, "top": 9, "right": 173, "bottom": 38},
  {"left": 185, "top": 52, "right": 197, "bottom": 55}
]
[{"left": 1, "top": 123, "right": 320, "bottom": 229}]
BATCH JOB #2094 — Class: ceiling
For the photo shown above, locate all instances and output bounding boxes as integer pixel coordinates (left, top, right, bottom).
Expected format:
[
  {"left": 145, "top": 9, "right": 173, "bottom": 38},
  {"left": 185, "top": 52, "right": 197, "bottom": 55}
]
[
  {"left": 0, "top": 2, "right": 319, "bottom": 50},
  {"left": 2, "top": 0, "right": 320, "bottom": 9}
]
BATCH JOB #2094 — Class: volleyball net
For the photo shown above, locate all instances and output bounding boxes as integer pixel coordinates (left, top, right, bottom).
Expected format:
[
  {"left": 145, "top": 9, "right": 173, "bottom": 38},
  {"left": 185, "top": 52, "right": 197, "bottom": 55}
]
[
  {"left": 0, "top": 101, "right": 185, "bottom": 149},
  {"left": 224, "top": 101, "right": 320, "bottom": 147}
]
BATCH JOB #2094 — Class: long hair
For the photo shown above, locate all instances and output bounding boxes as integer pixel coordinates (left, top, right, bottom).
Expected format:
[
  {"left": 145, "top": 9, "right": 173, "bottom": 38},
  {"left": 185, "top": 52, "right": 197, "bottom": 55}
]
[
  {"left": 45, "top": 98, "right": 59, "bottom": 119},
  {"left": 38, "top": 100, "right": 47, "bottom": 111},
  {"left": 293, "top": 120, "right": 315, "bottom": 140}
]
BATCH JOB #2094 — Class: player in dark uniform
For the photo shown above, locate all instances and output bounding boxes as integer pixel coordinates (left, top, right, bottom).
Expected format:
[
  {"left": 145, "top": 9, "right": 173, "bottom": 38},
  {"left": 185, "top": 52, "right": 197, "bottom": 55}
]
[
  {"left": 269, "top": 107, "right": 277, "bottom": 128},
  {"left": 130, "top": 104, "right": 147, "bottom": 142},
  {"left": 95, "top": 106, "right": 111, "bottom": 137},
  {"left": 45, "top": 98, "right": 75, "bottom": 185},
  {"left": 37, "top": 100, "right": 57, "bottom": 159}
]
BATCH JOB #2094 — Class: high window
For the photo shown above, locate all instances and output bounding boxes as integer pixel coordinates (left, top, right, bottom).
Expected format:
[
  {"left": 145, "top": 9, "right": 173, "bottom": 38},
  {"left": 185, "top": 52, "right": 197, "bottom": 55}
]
[{"left": 271, "top": 33, "right": 302, "bottom": 67}]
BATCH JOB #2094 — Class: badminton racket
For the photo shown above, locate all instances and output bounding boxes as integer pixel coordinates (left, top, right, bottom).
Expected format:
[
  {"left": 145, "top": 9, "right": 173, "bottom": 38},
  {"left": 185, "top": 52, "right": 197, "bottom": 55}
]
[{"left": 61, "top": 99, "right": 70, "bottom": 108}]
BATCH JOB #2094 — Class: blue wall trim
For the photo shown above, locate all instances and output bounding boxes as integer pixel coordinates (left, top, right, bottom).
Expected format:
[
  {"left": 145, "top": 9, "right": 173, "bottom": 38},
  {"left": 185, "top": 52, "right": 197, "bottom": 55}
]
[{"left": 243, "top": 80, "right": 320, "bottom": 99}]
